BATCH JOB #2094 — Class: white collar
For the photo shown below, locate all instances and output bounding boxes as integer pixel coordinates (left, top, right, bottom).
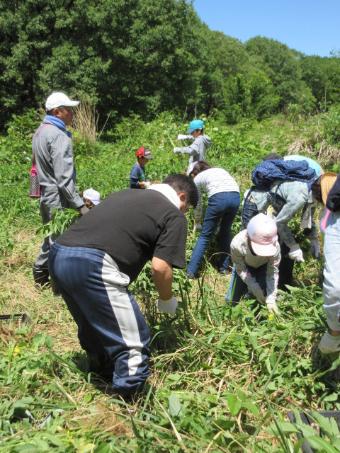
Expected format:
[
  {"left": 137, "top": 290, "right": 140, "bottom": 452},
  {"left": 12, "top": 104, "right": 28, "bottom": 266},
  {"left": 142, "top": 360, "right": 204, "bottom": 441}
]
[{"left": 149, "top": 184, "right": 180, "bottom": 210}]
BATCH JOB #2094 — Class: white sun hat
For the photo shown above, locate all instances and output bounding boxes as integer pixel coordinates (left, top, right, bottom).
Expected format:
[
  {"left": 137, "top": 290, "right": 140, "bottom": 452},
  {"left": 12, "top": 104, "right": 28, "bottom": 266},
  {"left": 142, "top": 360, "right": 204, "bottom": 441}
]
[{"left": 247, "top": 213, "right": 278, "bottom": 257}]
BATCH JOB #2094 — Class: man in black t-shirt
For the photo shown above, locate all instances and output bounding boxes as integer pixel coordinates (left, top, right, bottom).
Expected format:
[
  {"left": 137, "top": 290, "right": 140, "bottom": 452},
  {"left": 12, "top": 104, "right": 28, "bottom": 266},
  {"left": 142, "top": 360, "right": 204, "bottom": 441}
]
[{"left": 49, "top": 174, "right": 198, "bottom": 397}]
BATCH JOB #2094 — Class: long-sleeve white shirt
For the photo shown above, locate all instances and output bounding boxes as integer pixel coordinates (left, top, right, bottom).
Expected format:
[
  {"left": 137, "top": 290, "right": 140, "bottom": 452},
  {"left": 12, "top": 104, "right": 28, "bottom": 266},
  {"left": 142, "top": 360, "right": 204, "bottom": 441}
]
[{"left": 194, "top": 168, "right": 239, "bottom": 197}]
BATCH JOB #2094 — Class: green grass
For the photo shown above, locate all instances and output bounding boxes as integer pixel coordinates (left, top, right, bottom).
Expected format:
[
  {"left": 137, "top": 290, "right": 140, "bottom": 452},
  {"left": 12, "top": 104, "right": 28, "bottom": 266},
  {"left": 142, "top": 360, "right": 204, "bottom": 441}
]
[{"left": 0, "top": 112, "right": 339, "bottom": 452}]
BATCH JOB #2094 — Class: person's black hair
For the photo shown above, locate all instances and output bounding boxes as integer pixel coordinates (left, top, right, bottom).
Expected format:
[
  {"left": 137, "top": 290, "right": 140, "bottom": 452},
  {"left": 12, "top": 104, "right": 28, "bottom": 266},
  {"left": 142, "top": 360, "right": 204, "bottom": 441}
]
[
  {"left": 263, "top": 153, "right": 283, "bottom": 161},
  {"left": 190, "top": 160, "right": 211, "bottom": 177},
  {"left": 163, "top": 174, "right": 199, "bottom": 208}
]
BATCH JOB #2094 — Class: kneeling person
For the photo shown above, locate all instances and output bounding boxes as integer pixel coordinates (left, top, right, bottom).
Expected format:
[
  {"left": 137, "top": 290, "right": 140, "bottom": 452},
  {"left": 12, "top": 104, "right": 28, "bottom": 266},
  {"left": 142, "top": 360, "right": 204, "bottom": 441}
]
[
  {"left": 49, "top": 174, "right": 198, "bottom": 397},
  {"left": 226, "top": 214, "right": 281, "bottom": 314}
]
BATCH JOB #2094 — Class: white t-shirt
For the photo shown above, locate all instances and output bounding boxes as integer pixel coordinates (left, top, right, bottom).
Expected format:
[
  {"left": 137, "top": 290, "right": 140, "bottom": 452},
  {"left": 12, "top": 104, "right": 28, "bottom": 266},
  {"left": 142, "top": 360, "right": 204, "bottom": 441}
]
[{"left": 194, "top": 168, "right": 239, "bottom": 198}]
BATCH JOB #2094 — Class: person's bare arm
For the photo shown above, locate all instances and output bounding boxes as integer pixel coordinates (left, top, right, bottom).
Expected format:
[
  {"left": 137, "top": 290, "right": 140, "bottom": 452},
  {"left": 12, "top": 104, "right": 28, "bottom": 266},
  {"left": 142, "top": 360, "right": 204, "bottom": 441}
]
[{"left": 151, "top": 257, "right": 173, "bottom": 300}]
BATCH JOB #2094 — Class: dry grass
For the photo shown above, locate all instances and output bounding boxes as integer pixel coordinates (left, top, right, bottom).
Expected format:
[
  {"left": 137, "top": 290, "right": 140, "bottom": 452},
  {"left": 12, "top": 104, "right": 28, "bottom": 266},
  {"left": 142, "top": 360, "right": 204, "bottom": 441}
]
[
  {"left": 287, "top": 137, "right": 339, "bottom": 168},
  {"left": 73, "top": 102, "right": 98, "bottom": 143},
  {"left": 70, "top": 402, "right": 132, "bottom": 436},
  {"left": 0, "top": 230, "right": 79, "bottom": 352}
]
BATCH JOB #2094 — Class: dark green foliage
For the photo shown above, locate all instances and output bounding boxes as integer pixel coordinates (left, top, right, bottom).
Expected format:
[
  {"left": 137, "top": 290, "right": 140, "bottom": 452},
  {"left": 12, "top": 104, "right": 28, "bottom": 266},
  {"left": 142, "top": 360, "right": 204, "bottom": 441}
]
[
  {"left": 301, "top": 56, "right": 340, "bottom": 110},
  {"left": 1, "top": 1, "right": 340, "bottom": 129},
  {"left": 245, "top": 36, "right": 315, "bottom": 113}
]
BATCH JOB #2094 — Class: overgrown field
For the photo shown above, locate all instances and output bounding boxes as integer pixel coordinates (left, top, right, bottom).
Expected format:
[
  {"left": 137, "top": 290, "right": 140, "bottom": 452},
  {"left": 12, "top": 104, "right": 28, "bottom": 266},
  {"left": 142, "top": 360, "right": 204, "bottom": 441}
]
[{"left": 0, "top": 110, "right": 340, "bottom": 452}]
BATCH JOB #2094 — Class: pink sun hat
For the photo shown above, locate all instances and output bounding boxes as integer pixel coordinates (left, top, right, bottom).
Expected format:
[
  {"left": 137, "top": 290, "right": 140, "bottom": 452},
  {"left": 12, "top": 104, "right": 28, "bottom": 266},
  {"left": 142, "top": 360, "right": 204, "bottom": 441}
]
[{"left": 247, "top": 213, "right": 278, "bottom": 257}]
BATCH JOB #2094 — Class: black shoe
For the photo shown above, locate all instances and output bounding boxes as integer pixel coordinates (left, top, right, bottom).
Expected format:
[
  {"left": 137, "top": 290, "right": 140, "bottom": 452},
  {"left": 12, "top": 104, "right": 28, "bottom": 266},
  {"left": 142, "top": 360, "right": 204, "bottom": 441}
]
[
  {"left": 33, "top": 265, "right": 50, "bottom": 287},
  {"left": 50, "top": 279, "right": 61, "bottom": 296},
  {"left": 87, "top": 353, "right": 114, "bottom": 381},
  {"left": 187, "top": 272, "right": 197, "bottom": 279}
]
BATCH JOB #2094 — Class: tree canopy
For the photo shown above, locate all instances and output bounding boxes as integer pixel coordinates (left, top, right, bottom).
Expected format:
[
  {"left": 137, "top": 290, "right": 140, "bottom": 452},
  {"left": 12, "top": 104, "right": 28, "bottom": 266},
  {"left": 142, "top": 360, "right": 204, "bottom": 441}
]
[{"left": 0, "top": 0, "right": 339, "bottom": 128}]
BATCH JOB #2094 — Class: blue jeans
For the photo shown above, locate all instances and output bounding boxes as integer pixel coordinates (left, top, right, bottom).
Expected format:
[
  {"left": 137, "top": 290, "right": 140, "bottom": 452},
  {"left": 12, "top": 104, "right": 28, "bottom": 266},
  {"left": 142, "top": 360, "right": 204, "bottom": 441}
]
[{"left": 187, "top": 191, "right": 240, "bottom": 276}]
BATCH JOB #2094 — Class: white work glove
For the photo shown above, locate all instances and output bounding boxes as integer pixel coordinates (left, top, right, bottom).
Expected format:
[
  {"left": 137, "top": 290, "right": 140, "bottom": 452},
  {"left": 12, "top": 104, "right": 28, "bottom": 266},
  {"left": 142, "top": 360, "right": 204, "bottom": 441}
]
[
  {"left": 144, "top": 181, "right": 151, "bottom": 189},
  {"left": 173, "top": 147, "right": 182, "bottom": 154},
  {"left": 157, "top": 296, "right": 178, "bottom": 315},
  {"left": 266, "top": 300, "right": 280, "bottom": 315},
  {"left": 193, "top": 223, "right": 202, "bottom": 233},
  {"left": 288, "top": 247, "right": 304, "bottom": 262},
  {"left": 79, "top": 205, "right": 90, "bottom": 216},
  {"left": 310, "top": 238, "right": 321, "bottom": 259},
  {"left": 318, "top": 331, "right": 340, "bottom": 354},
  {"left": 177, "top": 134, "right": 192, "bottom": 140}
]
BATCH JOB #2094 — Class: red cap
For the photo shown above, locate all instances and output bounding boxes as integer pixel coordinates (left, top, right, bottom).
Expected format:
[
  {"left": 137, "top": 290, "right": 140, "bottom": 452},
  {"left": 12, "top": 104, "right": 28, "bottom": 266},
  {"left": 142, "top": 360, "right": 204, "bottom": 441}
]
[{"left": 135, "top": 146, "right": 152, "bottom": 159}]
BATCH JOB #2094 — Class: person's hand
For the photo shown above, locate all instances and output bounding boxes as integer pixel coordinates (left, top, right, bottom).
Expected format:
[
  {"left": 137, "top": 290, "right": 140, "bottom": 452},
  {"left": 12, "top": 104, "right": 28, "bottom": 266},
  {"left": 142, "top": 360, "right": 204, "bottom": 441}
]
[
  {"left": 288, "top": 247, "right": 304, "bottom": 262},
  {"left": 310, "top": 238, "right": 321, "bottom": 259},
  {"left": 173, "top": 147, "right": 182, "bottom": 154},
  {"left": 157, "top": 296, "right": 178, "bottom": 315},
  {"left": 79, "top": 205, "right": 90, "bottom": 215},
  {"left": 144, "top": 181, "right": 151, "bottom": 189},
  {"left": 266, "top": 300, "right": 280, "bottom": 315}
]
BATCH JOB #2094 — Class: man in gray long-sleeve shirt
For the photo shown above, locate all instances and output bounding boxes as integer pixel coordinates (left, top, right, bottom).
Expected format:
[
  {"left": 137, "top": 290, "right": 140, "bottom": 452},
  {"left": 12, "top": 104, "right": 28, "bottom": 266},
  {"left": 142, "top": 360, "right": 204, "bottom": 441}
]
[{"left": 32, "top": 92, "right": 88, "bottom": 286}]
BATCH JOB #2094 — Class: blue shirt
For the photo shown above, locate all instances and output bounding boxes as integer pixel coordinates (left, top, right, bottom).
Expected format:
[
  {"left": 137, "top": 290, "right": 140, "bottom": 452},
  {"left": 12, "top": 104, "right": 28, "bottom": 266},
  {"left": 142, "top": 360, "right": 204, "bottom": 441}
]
[{"left": 130, "top": 162, "right": 145, "bottom": 189}]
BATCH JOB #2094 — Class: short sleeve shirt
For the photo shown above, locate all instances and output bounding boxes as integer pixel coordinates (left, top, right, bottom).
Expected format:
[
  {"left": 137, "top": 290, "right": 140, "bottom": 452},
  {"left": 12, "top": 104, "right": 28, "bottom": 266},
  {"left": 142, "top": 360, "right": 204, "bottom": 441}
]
[
  {"left": 130, "top": 162, "right": 145, "bottom": 188},
  {"left": 57, "top": 189, "right": 187, "bottom": 282}
]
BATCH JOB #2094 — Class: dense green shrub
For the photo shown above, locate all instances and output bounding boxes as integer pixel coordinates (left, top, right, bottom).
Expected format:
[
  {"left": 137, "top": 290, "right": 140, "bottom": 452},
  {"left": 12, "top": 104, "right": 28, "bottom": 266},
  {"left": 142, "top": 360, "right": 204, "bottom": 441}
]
[{"left": 1, "top": 2, "right": 339, "bottom": 128}]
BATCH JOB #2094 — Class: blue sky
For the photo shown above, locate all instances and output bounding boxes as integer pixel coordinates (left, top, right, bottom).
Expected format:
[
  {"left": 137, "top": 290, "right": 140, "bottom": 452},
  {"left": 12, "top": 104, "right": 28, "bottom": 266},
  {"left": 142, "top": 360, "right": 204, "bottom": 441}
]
[{"left": 193, "top": 0, "right": 340, "bottom": 57}]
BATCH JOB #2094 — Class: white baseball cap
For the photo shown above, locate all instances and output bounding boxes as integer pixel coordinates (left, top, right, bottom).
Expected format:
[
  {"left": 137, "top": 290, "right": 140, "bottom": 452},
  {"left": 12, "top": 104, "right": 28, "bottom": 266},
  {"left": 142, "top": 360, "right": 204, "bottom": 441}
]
[
  {"left": 45, "top": 92, "right": 80, "bottom": 111},
  {"left": 247, "top": 213, "right": 278, "bottom": 257},
  {"left": 83, "top": 188, "right": 100, "bottom": 205}
]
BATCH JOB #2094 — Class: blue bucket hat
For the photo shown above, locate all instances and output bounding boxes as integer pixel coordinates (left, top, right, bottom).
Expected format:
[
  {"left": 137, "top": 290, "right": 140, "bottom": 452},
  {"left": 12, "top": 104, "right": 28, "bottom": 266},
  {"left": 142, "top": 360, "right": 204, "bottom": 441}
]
[{"left": 187, "top": 119, "right": 204, "bottom": 134}]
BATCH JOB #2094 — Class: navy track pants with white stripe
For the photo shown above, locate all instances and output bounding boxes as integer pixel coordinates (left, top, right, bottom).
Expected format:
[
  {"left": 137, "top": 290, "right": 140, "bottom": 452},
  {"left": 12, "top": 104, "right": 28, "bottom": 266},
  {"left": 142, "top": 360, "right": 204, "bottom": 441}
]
[{"left": 49, "top": 243, "right": 150, "bottom": 394}]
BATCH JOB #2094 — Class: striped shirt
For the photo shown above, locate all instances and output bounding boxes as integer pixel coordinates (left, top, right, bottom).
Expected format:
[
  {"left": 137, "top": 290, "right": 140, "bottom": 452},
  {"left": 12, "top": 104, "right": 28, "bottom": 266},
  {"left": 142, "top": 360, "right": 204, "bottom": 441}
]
[{"left": 194, "top": 168, "right": 239, "bottom": 198}]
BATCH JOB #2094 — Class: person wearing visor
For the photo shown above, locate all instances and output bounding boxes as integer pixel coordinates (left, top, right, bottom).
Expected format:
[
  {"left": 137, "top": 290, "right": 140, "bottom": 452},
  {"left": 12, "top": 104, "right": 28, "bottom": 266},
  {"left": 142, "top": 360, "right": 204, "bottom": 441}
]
[
  {"left": 32, "top": 92, "right": 88, "bottom": 287},
  {"left": 173, "top": 119, "right": 211, "bottom": 173},
  {"left": 226, "top": 213, "right": 281, "bottom": 314},
  {"left": 130, "top": 146, "right": 152, "bottom": 189}
]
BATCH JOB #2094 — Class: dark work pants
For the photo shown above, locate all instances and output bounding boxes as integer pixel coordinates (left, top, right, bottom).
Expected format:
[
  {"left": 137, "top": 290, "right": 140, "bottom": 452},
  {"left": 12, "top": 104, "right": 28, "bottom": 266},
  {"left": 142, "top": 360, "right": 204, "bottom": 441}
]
[{"left": 49, "top": 243, "right": 150, "bottom": 394}]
